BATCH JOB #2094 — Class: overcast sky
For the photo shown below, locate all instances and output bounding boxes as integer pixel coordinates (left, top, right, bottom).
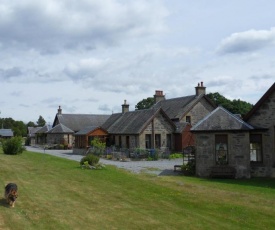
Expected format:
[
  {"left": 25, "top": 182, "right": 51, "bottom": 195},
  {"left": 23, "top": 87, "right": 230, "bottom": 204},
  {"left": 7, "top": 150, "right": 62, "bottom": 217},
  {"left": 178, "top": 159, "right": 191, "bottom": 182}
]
[{"left": 0, "top": 0, "right": 275, "bottom": 124}]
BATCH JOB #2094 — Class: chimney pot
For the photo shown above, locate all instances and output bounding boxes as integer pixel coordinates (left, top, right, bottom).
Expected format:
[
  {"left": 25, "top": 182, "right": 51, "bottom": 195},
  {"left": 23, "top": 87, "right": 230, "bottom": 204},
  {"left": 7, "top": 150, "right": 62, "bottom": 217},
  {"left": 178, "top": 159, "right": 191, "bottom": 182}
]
[
  {"left": 154, "top": 90, "right": 165, "bottom": 104},
  {"left": 57, "top": 106, "right": 62, "bottom": 115},
  {"left": 195, "top": 81, "right": 206, "bottom": 96},
  {"left": 122, "top": 100, "right": 129, "bottom": 113}
]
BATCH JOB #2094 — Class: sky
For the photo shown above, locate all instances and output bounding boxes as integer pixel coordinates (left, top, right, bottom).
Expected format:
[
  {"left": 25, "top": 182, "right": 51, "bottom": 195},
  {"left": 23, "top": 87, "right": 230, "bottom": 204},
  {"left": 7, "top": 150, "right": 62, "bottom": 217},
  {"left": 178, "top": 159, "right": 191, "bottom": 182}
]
[{"left": 0, "top": 0, "right": 275, "bottom": 124}]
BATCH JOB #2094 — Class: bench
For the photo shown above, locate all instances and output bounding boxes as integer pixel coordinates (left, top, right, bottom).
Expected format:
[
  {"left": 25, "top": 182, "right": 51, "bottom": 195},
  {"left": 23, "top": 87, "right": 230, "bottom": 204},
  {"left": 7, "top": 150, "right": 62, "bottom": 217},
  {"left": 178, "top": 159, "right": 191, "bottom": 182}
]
[{"left": 210, "top": 166, "right": 236, "bottom": 179}]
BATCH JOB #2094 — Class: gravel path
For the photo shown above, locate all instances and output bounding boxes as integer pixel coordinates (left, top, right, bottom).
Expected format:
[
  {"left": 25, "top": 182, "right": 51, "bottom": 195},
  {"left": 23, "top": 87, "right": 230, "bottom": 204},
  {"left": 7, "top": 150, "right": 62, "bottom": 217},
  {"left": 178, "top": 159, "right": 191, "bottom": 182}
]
[{"left": 25, "top": 146, "right": 183, "bottom": 175}]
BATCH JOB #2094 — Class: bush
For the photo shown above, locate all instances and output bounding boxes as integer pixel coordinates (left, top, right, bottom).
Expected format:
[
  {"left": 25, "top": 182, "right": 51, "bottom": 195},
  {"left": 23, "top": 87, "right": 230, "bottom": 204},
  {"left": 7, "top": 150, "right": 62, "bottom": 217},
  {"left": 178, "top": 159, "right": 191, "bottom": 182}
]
[
  {"left": 89, "top": 138, "right": 106, "bottom": 156},
  {"left": 1, "top": 137, "right": 26, "bottom": 155},
  {"left": 80, "top": 154, "right": 99, "bottom": 166},
  {"left": 169, "top": 153, "right": 183, "bottom": 159},
  {"left": 181, "top": 159, "right": 196, "bottom": 176}
]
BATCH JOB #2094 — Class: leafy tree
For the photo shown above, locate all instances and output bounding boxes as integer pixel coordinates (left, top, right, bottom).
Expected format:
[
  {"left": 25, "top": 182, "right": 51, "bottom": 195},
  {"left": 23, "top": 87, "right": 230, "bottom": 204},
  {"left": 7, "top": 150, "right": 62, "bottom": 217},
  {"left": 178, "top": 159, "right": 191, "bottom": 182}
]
[
  {"left": 207, "top": 92, "right": 253, "bottom": 116},
  {"left": 37, "top": 115, "right": 46, "bottom": 127},
  {"left": 27, "top": 121, "right": 36, "bottom": 127},
  {"left": 13, "top": 121, "right": 27, "bottom": 136},
  {"left": 0, "top": 118, "right": 27, "bottom": 137},
  {"left": 135, "top": 97, "right": 154, "bottom": 110}
]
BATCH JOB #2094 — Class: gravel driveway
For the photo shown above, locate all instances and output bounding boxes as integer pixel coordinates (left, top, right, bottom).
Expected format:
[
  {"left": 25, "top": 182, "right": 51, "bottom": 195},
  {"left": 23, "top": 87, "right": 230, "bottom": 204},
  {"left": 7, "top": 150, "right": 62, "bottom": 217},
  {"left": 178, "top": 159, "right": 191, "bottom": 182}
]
[{"left": 25, "top": 146, "right": 183, "bottom": 175}]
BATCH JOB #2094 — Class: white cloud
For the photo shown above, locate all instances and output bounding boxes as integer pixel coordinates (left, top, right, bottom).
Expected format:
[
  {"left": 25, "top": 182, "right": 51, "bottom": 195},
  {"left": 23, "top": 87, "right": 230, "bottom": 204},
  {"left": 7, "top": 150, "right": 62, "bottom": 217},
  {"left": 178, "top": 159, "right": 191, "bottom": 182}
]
[
  {"left": 0, "top": 0, "right": 168, "bottom": 53},
  {"left": 216, "top": 27, "right": 275, "bottom": 54},
  {"left": 1, "top": 1, "right": 275, "bottom": 122}
]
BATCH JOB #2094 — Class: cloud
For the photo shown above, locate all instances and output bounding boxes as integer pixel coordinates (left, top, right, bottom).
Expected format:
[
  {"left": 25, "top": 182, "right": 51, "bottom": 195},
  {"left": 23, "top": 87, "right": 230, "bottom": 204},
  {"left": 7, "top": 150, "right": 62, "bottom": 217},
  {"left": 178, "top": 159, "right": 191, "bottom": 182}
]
[
  {"left": 0, "top": 0, "right": 168, "bottom": 54},
  {"left": 216, "top": 27, "right": 275, "bottom": 54},
  {"left": 0, "top": 67, "right": 22, "bottom": 80},
  {"left": 250, "top": 74, "right": 275, "bottom": 80},
  {"left": 98, "top": 104, "right": 111, "bottom": 112}
]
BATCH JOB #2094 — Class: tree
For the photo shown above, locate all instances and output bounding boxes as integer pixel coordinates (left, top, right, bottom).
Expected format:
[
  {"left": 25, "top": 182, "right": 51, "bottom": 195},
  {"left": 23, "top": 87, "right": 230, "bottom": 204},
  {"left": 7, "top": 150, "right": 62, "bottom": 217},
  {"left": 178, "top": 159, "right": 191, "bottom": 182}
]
[
  {"left": 27, "top": 121, "right": 36, "bottom": 127},
  {"left": 207, "top": 92, "right": 253, "bottom": 116},
  {"left": 37, "top": 115, "right": 46, "bottom": 127},
  {"left": 135, "top": 97, "right": 154, "bottom": 110},
  {"left": 0, "top": 117, "right": 27, "bottom": 137}
]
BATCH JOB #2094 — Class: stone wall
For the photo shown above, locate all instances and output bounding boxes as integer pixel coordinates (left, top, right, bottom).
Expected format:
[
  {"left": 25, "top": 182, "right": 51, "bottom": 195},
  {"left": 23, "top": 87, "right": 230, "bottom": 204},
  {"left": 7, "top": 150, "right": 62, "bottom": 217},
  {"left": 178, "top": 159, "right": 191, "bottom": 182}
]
[
  {"left": 47, "top": 133, "right": 74, "bottom": 145},
  {"left": 195, "top": 132, "right": 251, "bottom": 178},
  {"left": 184, "top": 97, "right": 215, "bottom": 126},
  {"left": 247, "top": 90, "right": 275, "bottom": 177},
  {"left": 112, "top": 113, "right": 175, "bottom": 150}
]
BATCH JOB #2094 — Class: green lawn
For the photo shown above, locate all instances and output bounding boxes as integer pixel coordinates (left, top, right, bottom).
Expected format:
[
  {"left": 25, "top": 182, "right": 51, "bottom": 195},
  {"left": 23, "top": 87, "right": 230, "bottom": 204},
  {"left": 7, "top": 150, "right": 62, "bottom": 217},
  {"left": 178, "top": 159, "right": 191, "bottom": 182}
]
[{"left": 1, "top": 149, "right": 275, "bottom": 230}]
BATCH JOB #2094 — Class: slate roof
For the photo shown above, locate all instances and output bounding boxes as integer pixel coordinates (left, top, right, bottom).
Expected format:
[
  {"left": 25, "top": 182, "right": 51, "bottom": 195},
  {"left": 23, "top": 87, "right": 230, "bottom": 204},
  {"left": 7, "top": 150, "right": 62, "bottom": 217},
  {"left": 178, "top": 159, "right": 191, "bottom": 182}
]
[
  {"left": 27, "top": 127, "right": 42, "bottom": 137},
  {"left": 0, "top": 129, "right": 14, "bottom": 137},
  {"left": 35, "top": 124, "right": 52, "bottom": 134},
  {"left": 47, "top": 124, "right": 74, "bottom": 134},
  {"left": 244, "top": 82, "right": 275, "bottom": 121},
  {"left": 75, "top": 126, "right": 107, "bottom": 135},
  {"left": 152, "top": 94, "right": 216, "bottom": 120},
  {"left": 103, "top": 108, "right": 175, "bottom": 135},
  {"left": 191, "top": 106, "right": 254, "bottom": 132},
  {"left": 53, "top": 114, "right": 110, "bottom": 132},
  {"left": 101, "top": 113, "right": 122, "bottom": 131}
]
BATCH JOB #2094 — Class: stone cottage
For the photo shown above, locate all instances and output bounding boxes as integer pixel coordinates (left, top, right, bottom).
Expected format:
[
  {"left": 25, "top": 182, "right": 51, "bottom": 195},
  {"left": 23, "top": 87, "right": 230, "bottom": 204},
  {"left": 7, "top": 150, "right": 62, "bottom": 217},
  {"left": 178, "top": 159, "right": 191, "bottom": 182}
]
[
  {"left": 101, "top": 101, "right": 176, "bottom": 151},
  {"left": 27, "top": 126, "right": 42, "bottom": 145},
  {"left": 191, "top": 106, "right": 255, "bottom": 179},
  {"left": 244, "top": 82, "right": 275, "bottom": 177},
  {"left": 152, "top": 82, "right": 216, "bottom": 151},
  {"left": 49, "top": 106, "right": 110, "bottom": 148},
  {"left": 192, "top": 82, "right": 275, "bottom": 178}
]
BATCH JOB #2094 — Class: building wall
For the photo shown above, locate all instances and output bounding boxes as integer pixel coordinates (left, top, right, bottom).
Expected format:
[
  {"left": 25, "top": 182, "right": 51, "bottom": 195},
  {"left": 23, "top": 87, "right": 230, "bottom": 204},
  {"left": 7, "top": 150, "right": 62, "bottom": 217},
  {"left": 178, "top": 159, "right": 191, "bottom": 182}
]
[
  {"left": 195, "top": 132, "right": 251, "bottom": 178},
  {"left": 112, "top": 113, "right": 174, "bottom": 150},
  {"left": 247, "top": 90, "right": 275, "bottom": 177},
  {"left": 183, "top": 97, "right": 215, "bottom": 126},
  {"left": 141, "top": 113, "right": 175, "bottom": 149},
  {"left": 47, "top": 133, "right": 74, "bottom": 146}
]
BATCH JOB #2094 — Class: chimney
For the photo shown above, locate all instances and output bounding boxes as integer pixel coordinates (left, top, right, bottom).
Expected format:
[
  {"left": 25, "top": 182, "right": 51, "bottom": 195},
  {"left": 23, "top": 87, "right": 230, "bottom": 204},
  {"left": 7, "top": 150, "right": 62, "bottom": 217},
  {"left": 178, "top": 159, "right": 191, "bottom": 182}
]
[
  {"left": 195, "top": 82, "right": 206, "bottom": 96},
  {"left": 122, "top": 100, "right": 129, "bottom": 113},
  {"left": 154, "top": 90, "right": 165, "bottom": 104},
  {"left": 57, "top": 106, "right": 62, "bottom": 115}
]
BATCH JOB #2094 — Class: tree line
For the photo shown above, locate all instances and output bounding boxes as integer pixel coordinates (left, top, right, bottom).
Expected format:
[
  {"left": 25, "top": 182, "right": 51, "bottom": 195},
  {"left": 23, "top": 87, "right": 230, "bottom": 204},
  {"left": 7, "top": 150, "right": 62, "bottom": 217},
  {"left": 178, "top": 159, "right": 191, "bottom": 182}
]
[
  {"left": 135, "top": 92, "right": 253, "bottom": 116},
  {"left": 0, "top": 115, "right": 46, "bottom": 137}
]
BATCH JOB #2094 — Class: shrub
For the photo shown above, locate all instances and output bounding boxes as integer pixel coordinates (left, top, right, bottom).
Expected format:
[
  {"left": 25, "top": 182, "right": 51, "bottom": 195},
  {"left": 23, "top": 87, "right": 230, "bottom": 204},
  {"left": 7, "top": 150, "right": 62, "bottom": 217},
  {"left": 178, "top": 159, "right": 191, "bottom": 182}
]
[
  {"left": 89, "top": 138, "right": 106, "bottom": 156},
  {"left": 148, "top": 149, "right": 158, "bottom": 161},
  {"left": 181, "top": 159, "right": 196, "bottom": 176},
  {"left": 80, "top": 154, "right": 99, "bottom": 166},
  {"left": 1, "top": 137, "right": 26, "bottom": 155},
  {"left": 169, "top": 153, "right": 183, "bottom": 159}
]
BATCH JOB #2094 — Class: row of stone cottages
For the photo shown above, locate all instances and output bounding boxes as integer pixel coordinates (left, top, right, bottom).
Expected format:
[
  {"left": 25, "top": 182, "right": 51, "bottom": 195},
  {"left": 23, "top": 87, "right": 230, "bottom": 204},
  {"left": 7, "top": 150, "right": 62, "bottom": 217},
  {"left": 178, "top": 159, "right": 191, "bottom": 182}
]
[{"left": 28, "top": 82, "right": 275, "bottom": 178}]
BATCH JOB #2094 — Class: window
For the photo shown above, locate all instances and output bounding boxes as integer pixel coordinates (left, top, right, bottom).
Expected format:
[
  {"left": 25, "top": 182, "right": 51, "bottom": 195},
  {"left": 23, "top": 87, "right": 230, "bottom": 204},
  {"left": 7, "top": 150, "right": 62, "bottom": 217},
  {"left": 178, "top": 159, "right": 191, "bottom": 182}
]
[
  {"left": 215, "top": 135, "right": 228, "bottom": 165},
  {"left": 155, "top": 134, "right": 161, "bottom": 149},
  {"left": 186, "top": 116, "right": 191, "bottom": 123},
  {"left": 145, "top": 134, "right": 151, "bottom": 149},
  {"left": 250, "top": 134, "right": 262, "bottom": 162}
]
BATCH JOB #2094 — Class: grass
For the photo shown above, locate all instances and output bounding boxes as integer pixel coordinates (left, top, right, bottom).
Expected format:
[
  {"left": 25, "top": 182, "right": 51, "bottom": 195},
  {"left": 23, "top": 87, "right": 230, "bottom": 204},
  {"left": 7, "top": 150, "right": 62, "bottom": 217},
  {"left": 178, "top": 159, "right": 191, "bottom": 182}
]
[{"left": 1, "top": 149, "right": 275, "bottom": 230}]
